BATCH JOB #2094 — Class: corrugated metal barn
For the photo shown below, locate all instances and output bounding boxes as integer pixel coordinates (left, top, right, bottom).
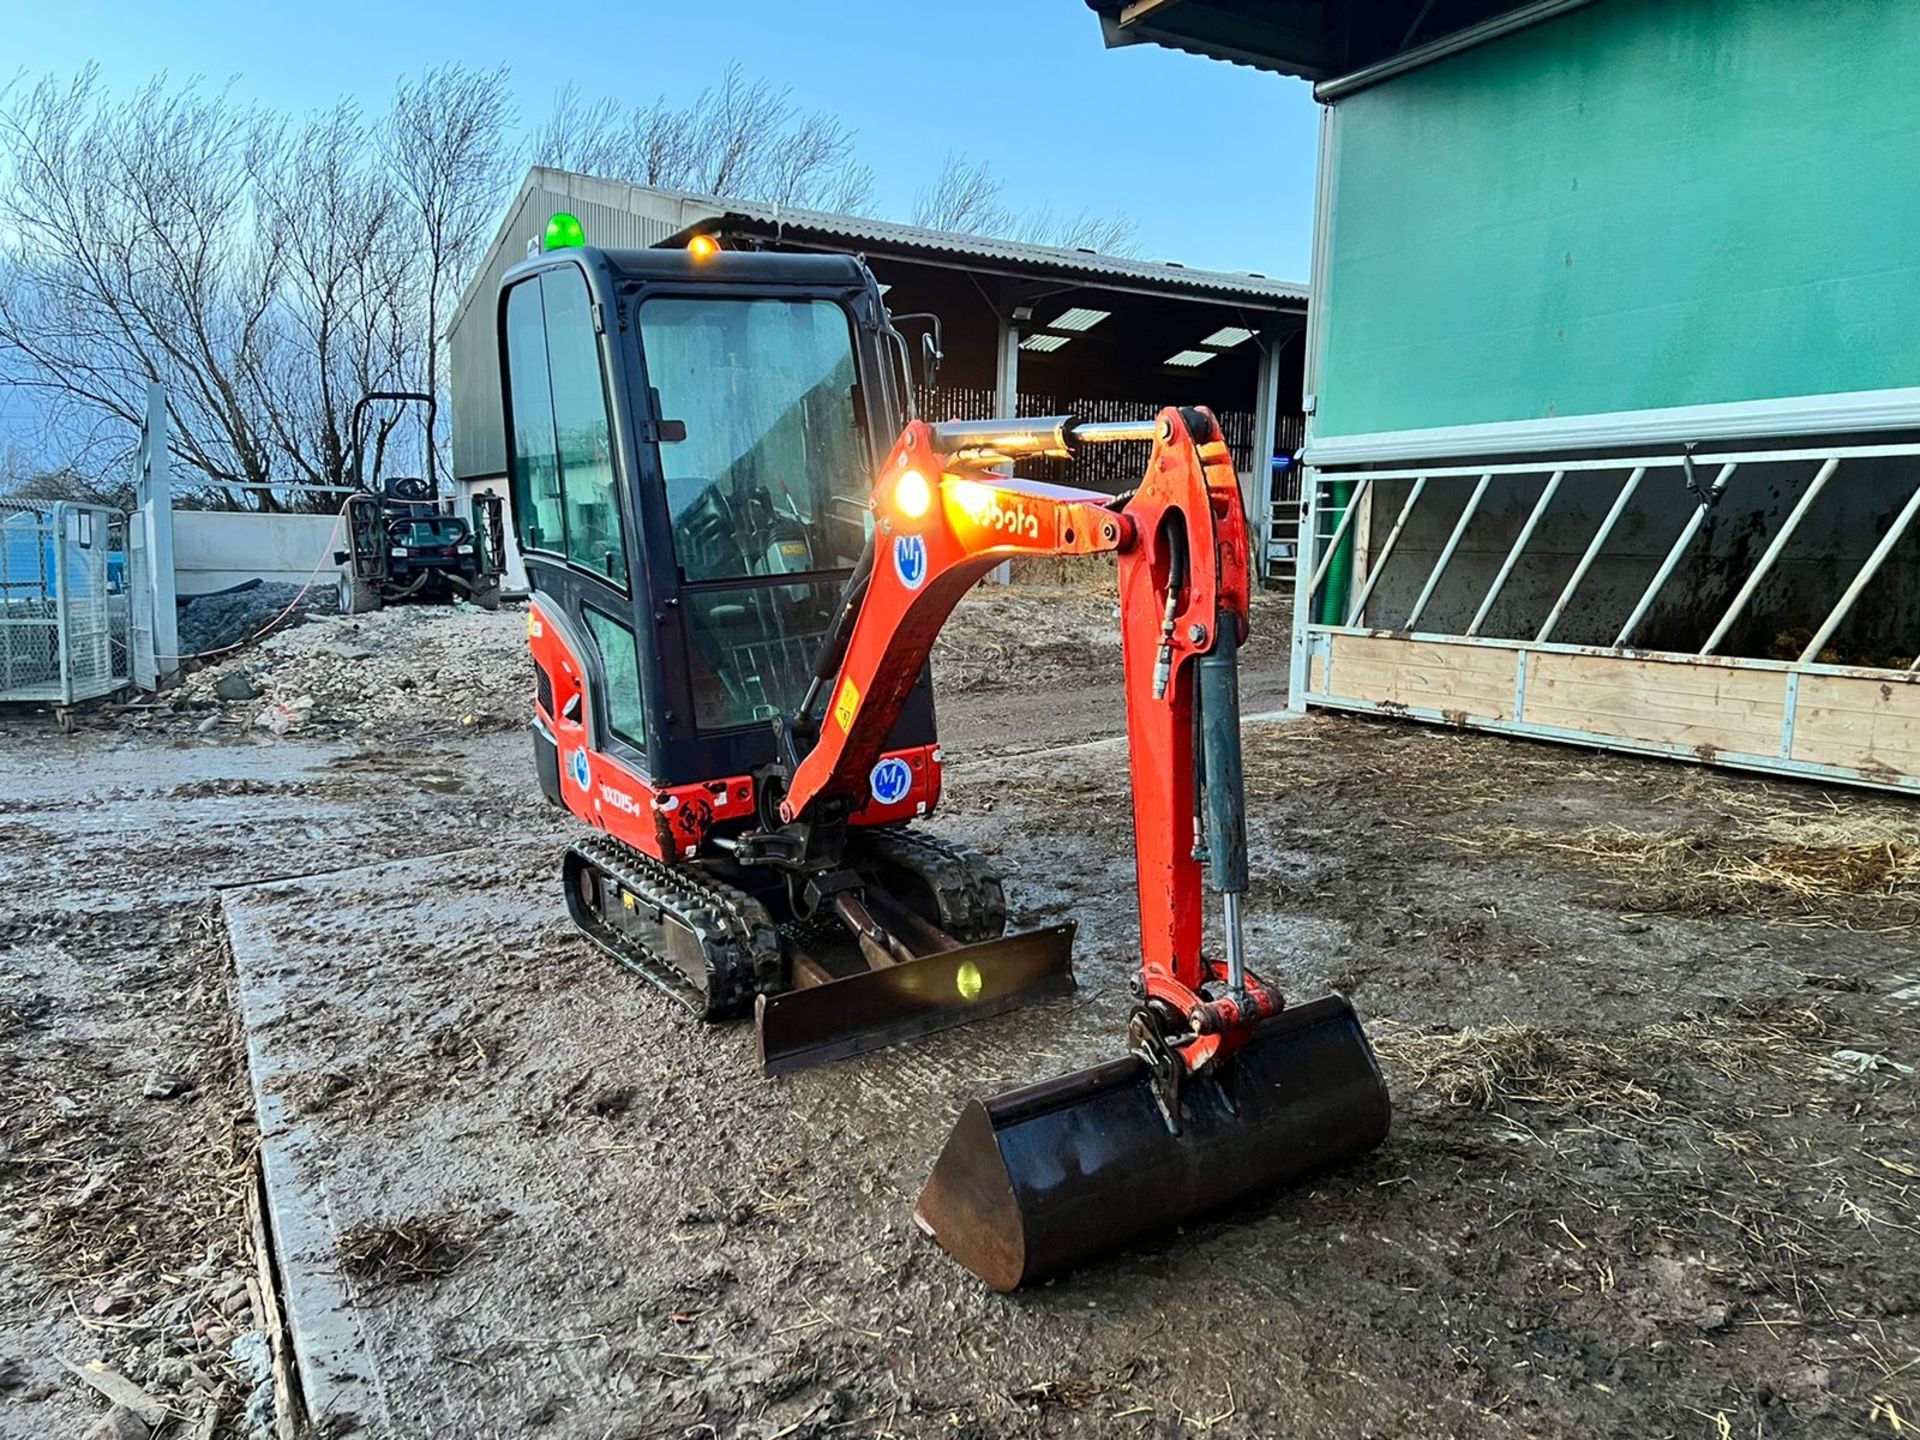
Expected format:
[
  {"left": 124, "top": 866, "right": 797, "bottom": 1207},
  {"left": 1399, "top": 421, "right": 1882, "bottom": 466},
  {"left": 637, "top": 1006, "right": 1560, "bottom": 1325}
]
[
  {"left": 447, "top": 167, "right": 1310, "bottom": 589},
  {"left": 1089, "top": 0, "right": 1920, "bottom": 795}
]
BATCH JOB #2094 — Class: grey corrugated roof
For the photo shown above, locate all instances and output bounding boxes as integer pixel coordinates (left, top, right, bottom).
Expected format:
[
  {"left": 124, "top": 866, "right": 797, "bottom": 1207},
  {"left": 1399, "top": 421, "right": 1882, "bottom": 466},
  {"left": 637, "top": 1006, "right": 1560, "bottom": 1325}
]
[
  {"left": 451, "top": 168, "right": 1304, "bottom": 334},
  {"left": 673, "top": 190, "right": 1309, "bottom": 308}
]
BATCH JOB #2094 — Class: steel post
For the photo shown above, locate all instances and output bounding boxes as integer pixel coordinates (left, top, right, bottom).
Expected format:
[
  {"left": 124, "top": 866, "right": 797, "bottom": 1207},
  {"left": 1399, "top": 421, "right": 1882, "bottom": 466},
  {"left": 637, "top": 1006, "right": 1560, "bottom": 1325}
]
[
  {"left": 52, "top": 505, "right": 73, "bottom": 706},
  {"left": 1702, "top": 457, "right": 1841, "bottom": 656},
  {"left": 1302, "top": 476, "right": 1371, "bottom": 604},
  {"left": 1536, "top": 466, "right": 1646, "bottom": 644},
  {"left": 1799, "top": 481, "right": 1920, "bottom": 662},
  {"left": 1466, "top": 470, "right": 1563, "bottom": 638},
  {"left": 1404, "top": 472, "right": 1491, "bottom": 631},
  {"left": 1287, "top": 473, "right": 1321, "bottom": 712},
  {"left": 1615, "top": 462, "right": 1738, "bottom": 647},
  {"left": 1344, "top": 477, "right": 1426, "bottom": 628}
]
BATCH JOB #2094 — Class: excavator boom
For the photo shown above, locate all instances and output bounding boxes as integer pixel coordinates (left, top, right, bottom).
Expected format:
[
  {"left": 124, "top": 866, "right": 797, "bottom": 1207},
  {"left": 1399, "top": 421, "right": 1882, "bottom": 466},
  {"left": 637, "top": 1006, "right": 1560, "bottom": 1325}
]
[{"left": 757, "top": 406, "right": 1390, "bottom": 1288}]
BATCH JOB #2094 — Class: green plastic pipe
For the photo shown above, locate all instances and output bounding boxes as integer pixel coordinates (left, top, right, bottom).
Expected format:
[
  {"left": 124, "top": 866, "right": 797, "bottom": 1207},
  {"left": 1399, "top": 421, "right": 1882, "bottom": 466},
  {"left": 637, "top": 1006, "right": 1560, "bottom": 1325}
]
[{"left": 1318, "top": 479, "right": 1356, "bottom": 627}]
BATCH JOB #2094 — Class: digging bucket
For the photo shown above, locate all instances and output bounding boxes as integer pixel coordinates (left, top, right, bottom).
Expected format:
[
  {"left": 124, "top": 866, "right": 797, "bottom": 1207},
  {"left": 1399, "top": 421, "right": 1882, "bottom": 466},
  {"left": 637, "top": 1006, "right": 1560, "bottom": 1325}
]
[
  {"left": 912, "top": 994, "right": 1390, "bottom": 1291},
  {"left": 756, "top": 923, "right": 1076, "bottom": 1077}
]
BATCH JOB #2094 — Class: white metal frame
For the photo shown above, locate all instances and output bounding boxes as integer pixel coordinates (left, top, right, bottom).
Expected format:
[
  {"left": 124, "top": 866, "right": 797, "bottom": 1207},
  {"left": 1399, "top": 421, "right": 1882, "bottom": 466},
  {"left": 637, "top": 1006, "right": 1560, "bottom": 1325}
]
[
  {"left": 1294, "top": 437, "right": 1920, "bottom": 791},
  {"left": 134, "top": 381, "right": 180, "bottom": 685},
  {"left": 1303, "top": 385, "right": 1920, "bottom": 468}
]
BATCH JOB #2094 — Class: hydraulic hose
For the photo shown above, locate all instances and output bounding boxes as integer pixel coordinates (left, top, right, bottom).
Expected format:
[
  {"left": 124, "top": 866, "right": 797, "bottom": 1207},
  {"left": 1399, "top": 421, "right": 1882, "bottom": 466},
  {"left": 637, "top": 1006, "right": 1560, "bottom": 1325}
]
[{"left": 798, "top": 533, "right": 876, "bottom": 724}]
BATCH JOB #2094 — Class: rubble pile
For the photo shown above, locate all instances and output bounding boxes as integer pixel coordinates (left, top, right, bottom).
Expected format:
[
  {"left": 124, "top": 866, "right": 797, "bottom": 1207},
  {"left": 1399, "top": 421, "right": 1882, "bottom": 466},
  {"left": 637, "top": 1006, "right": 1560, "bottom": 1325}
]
[
  {"left": 158, "top": 580, "right": 1265, "bottom": 737},
  {"left": 175, "top": 582, "right": 337, "bottom": 658},
  {"left": 54, "top": 1263, "right": 281, "bottom": 1440},
  {"left": 176, "top": 602, "right": 531, "bottom": 735}
]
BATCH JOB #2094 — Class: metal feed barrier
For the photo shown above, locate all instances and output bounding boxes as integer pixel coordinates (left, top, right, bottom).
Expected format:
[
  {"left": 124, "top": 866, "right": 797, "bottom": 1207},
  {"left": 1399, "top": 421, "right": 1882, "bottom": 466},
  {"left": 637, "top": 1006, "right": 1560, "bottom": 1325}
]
[
  {"left": 0, "top": 500, "right": 133, "bottom": 706},
  {"left": 1292, "top": 439, "right": 1920, "bottom": 793}
]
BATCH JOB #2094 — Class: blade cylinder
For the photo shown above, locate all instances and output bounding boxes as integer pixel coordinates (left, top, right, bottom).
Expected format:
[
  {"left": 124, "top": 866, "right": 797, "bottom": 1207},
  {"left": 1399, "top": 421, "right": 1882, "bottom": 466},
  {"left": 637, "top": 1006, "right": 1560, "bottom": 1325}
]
[{"left": 913, "top": 994, "right": 1390, "bottom": 1292}]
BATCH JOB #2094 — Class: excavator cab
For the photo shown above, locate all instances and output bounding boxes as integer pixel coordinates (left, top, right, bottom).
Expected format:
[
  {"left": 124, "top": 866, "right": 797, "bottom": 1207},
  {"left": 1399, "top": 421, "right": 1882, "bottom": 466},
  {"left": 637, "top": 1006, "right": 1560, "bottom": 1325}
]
[
  {"left": 500, "top": 236, "right": 1066, "bottom": 1044},
  {"left": 499, "top": 226, "right": 1387, "bottom": 1292},
  {"left": 502, "top": 244, "right": 933, "bottom": 795}
]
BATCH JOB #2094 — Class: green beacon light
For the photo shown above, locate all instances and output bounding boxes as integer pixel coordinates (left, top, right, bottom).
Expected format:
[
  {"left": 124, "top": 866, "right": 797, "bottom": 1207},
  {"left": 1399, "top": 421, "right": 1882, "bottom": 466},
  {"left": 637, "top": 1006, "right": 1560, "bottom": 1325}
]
[{"left": 543, "top": 211, "right": 585, "bottom": 252}]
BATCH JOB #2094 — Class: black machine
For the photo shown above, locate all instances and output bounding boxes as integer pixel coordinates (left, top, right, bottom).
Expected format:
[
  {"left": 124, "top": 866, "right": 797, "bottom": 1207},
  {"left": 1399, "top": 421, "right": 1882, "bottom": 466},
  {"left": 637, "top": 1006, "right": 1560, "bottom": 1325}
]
[{"left": 335, "top": 391, "right": 506, "bottom": 614}]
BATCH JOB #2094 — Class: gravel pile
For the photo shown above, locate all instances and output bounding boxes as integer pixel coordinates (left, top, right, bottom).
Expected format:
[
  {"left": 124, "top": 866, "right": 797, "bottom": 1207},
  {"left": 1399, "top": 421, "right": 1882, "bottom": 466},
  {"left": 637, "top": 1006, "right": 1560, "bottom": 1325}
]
[
  {"left": 177, "top": 602, "right": 531, "bottom": 736},
  {"left": 176, "top": 581, "right": 339, "bottom": 657}
]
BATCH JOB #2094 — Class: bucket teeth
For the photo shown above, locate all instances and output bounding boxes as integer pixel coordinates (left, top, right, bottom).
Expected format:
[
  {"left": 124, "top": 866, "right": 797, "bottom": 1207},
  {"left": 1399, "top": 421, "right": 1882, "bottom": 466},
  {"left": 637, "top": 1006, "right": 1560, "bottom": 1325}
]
[
  {"left": 755, "top": 922, "right": 1076, "bottom": 1077},
  {"left": 914, "top": 994, "right": 1391, "bottom": 1291}
]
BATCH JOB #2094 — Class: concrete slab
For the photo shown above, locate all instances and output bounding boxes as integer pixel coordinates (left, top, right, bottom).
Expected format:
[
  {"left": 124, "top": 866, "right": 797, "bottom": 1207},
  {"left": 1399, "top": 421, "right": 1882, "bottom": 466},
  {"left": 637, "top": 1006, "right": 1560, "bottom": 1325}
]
[{"left": 216, "top": 742, "right": 1318, "bottom": 1436}]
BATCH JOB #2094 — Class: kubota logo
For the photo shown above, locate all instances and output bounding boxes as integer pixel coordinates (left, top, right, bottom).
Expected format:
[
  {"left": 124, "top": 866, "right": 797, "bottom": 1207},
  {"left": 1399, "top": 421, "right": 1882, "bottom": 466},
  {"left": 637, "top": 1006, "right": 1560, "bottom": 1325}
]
[{"left": 568, "top": 748, "right": 590, "bottom": 790}]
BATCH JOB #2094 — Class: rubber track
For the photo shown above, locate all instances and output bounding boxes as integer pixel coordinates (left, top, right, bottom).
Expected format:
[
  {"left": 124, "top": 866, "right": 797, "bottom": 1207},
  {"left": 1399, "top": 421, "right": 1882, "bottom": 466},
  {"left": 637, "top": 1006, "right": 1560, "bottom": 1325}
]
[
  {"left": 852, "top": 827, "right": 1008, "bottom": 944},
  {"left": 565, "top": 833, "right": 783, "bottom": 1020}
]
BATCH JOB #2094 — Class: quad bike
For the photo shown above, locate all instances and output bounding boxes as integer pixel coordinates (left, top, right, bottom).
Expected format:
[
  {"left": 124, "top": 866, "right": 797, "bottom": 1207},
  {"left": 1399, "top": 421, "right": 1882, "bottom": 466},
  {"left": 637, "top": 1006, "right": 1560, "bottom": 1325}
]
[{"left": 335, "top": 391, "right": 506, "bottom": 614}]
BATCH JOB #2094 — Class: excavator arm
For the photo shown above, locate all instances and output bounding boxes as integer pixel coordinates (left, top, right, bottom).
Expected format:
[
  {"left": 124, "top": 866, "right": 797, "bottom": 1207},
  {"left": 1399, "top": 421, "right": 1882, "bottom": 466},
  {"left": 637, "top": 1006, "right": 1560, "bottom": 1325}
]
[
  {"left": 758, "top": 406, "right": 1390, "bottom": 1292},
  {"left": 777, "top": 407, "right": 1278, "bottom": 1075}
]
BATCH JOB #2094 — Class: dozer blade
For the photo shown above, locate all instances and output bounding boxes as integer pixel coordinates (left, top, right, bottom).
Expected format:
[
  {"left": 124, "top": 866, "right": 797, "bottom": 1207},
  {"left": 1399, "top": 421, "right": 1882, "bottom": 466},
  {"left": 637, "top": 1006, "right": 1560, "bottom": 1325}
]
[
  {"left": 756, "top": 922, "right": 1077, "bottom": 1077},
  {"left": 913, "top": 993, "right": 1390, "bottom": 1291}
]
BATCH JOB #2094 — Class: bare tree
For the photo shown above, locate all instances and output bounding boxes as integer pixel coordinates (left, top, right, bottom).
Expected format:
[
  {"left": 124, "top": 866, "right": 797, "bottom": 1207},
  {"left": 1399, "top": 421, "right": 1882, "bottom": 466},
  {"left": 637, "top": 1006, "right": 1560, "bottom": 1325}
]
[
  {"left": 532, "top": 65, "right": 874, "bottom": 213},
  {"left": 0, "top": 66, "right": 514, "bottom": 509},
  {"left": 0, "top": 70, "right": 285, "bottom": 502},
  {"left": 0, "top": 64, "right": 1145, "bottom": 509},
  {"left": 0, "top": 443, "right": 133, "bottom": 508},
  {"left": 382, "top": 66, "right": 515, "bottom": 484},
  {"left": 250, "top": 99, "right": 411, "bottom": 496},
  {"left": 528, "top": 87, "right": 629, "bottom": 180},
  {"left": 1012, "top": 207, "right": 1140, "bottom": 256},
  {"left": 912, "top": 152, "right": 1140, "bottom": 256},
  {"left": 911, "top": 153, "right": 1005, "bottom": 233}
]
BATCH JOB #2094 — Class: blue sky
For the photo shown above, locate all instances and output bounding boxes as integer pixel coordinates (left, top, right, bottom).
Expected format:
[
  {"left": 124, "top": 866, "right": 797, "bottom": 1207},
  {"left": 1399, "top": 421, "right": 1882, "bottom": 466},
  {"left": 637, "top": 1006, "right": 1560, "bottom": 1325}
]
[{"left": 6, "top": 0, "right": 1320, "bottom": 279}]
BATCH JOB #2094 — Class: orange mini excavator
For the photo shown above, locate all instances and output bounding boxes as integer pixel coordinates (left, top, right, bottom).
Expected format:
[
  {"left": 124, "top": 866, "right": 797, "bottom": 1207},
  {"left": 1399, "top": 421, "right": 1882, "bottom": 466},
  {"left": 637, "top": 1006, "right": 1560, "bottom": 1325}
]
[{"left": 501, "top": 222, "right": 1388, "bottom": 1290}]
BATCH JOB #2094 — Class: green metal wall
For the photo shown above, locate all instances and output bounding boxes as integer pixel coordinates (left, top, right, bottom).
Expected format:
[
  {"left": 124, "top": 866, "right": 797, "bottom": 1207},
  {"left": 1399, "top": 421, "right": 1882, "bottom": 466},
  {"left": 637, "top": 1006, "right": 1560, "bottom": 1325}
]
[{"left": 1313, "top": 0, "right": 1920, "bottom": 440}]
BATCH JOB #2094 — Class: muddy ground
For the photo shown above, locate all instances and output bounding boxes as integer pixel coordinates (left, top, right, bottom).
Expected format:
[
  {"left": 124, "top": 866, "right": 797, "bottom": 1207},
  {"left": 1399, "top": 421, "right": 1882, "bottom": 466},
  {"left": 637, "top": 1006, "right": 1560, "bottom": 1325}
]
[{"left": 2, "top": 584, "right": 1916, "bottom": 1439}]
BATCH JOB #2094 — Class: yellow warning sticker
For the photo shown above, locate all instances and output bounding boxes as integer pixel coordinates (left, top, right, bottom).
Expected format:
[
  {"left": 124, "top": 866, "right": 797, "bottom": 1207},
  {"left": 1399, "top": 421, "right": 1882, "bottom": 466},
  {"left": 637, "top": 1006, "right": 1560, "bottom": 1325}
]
[{"left": 833, "top": 676, "right": 861, "bottom": 732}]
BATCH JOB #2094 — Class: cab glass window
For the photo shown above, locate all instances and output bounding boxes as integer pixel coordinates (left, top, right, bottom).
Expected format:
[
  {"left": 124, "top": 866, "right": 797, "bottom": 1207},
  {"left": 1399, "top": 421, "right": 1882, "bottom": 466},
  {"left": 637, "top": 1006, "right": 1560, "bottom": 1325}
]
[
  {"left": 583, "top": 607, "right": 646, "bottom": 751},
  {"left": 639, "top": 296, "right": 870, "bottom": 585},
  {"left": 504, "top": 280, "right": 563, "bottom": 554},
  {"left": 543, "top": 273, "right": 627, "bottom": 587},
  {"left": 682, "top": 579, "right": 844, "bottom": 730}
]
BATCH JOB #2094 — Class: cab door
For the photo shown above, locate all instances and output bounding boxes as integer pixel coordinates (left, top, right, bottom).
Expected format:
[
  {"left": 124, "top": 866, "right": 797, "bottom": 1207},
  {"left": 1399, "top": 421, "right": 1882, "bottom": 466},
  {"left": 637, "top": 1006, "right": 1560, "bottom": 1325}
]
[{"left": 502, "top": 264, "right": 652, "bottom": 804}]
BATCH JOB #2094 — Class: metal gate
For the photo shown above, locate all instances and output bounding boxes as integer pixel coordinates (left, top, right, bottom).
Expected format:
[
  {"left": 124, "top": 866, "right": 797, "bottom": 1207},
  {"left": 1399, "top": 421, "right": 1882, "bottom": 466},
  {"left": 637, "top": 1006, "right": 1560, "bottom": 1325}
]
[{"left": 0, "top": 500, "right": 133, "bottom": 705}]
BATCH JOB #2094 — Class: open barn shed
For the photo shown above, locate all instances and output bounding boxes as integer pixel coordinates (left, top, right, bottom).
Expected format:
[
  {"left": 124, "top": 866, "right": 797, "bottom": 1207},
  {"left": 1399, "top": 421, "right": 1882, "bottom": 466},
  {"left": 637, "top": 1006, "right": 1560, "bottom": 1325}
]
[
  {"left": 447, "top": 167, "right": 1309, "bottom": 589},
  {"left": 1090, "top": 0, "right": 1920, "bottom": 795}
]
